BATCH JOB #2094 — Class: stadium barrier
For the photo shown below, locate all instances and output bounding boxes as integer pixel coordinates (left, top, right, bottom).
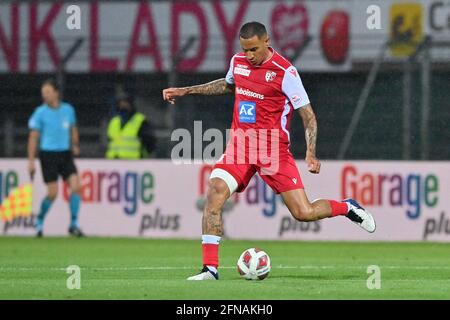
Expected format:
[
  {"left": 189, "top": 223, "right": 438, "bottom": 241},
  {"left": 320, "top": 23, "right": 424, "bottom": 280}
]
[{"left": 0, "top": 160, "right": 449, "bottom": 241}]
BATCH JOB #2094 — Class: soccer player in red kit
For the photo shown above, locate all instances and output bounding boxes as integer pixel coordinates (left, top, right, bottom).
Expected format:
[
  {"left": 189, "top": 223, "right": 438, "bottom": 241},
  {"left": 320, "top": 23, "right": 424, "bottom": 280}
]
[{"left": 163, "top": 22, "right": 376, "bottom": 280}]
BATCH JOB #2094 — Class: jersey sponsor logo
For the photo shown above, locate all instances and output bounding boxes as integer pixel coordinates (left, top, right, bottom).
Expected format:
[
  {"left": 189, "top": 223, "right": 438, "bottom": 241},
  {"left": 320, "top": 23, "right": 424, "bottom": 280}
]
[
  {"left": 289, "top": 68, "right": 298, "bottom": 77},
  {"left": 291, "top": 95, "right": 301, "bottom": 104},
  {"left": 234, "top": 67, "right": 251, "bottom": 77},
  {"left": 265, "top": 71, "right": 277, "bottom": 82},
  {"left": 238, "top": 101, "right": 256, "bottom": 123},
  {"left": 236, "top": 87, "right": 264, "bottom": 100}
]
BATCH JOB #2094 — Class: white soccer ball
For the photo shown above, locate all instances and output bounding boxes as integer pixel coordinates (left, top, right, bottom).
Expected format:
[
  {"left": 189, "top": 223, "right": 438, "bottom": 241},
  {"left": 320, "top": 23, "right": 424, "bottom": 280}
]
[{"left": 237, "top": 248, "right": 271, "bottom": 280}]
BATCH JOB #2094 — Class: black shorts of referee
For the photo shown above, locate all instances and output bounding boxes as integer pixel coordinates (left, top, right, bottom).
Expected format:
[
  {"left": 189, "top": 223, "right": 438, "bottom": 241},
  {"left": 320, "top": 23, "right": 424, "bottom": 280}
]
[{"left": 39, "top": 151, "right": 78, "bottom": 184}]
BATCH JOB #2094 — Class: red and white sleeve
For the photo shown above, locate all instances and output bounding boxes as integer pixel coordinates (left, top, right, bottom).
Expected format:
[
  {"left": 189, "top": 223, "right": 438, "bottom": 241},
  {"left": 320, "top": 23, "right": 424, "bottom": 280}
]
[
  {"left": 281, "top": 66, "right": 310, "bottom": 109},
  {"left": 225, "top": 56, "right": 235, "bottom": 85}
]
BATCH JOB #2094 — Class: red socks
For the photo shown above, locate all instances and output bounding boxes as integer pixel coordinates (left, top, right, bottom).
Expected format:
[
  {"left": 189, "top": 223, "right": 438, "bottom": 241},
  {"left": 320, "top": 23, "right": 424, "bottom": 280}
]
[
  {"left": 202, "top": 235, "right": 221, "bottom": 270},
  {"left": 329, "top": 200, "right": 350, "bottom": 217},
  {"left": 202, "top": 244, "right": 219, "bottom": 267}
]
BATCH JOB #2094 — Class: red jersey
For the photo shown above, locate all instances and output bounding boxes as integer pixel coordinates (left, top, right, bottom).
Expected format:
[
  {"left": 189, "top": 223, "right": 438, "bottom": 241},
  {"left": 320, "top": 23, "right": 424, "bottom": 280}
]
[{"left": 225, "top": 47, "right": 310, "bottom": 149}]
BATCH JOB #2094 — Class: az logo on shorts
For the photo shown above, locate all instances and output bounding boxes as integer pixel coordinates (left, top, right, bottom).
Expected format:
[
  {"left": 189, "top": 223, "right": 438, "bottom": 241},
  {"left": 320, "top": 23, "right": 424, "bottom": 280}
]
[{"left": 238, "top": 101, "right": 256, "bottom": 123}]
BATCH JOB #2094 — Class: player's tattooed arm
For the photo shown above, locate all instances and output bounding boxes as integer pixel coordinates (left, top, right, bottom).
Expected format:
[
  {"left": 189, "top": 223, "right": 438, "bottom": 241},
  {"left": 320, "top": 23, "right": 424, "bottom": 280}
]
[
  {"left": 299, "top": 104, "right": 317, "bottom": 155},
  {"left": 299, "top": 104, "right": 321, "bottom": 174},
  {"left": 163, "top": 79, "right": 233, "bottom": 104},
  {"left": 184, "top": 78, "right": 234, "bottom": 96}
]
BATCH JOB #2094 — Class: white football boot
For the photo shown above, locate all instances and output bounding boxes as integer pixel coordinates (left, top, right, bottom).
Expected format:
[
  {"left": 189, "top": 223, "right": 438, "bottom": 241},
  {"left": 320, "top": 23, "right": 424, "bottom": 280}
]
[
  {"left": 343, "top": 199, "right": 376, "bottom": 233},
  {"left": 187, "top": 266, "right": 219, "bottom": 281}
]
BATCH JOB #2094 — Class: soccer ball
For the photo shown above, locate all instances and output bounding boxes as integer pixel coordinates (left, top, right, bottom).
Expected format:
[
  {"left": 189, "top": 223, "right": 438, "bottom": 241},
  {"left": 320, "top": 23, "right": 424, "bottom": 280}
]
[{"left": 237, "top": 248, "right": 271, "bottom": 280}]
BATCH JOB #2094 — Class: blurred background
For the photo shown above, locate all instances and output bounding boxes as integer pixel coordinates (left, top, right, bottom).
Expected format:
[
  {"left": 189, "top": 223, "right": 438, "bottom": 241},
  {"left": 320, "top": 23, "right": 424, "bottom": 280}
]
[{"left": 0, "top": 0, "right": 448, "bottom": 161}]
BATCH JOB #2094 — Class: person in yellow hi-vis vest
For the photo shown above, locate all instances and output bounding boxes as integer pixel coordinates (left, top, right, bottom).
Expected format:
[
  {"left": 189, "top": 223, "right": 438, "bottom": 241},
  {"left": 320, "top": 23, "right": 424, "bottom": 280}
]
[{"left": 106, "top": 93, "right": 156, "bottom": 159}]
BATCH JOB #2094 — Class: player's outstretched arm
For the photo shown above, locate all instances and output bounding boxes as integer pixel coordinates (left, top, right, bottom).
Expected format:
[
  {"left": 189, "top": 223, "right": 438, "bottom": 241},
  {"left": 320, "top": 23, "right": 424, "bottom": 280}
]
[
  {"left": 162, "top": 78, "right": 233, "bottom": 104},
  {"left": 299, "top": 104, "right": 320, "bottom": 174}
]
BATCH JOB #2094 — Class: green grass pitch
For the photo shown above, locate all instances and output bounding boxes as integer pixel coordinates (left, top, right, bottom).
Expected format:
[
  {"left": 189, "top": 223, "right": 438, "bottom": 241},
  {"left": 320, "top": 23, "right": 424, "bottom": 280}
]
[{"left": 0, "top": 237, "right": 449, "bottom": 299}]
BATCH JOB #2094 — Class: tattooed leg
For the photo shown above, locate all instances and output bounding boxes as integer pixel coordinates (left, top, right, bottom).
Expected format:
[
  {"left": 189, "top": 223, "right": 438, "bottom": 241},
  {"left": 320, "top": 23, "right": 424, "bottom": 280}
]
[{"left": 202, "top": 178, "right": 231, "bottom": 236}]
